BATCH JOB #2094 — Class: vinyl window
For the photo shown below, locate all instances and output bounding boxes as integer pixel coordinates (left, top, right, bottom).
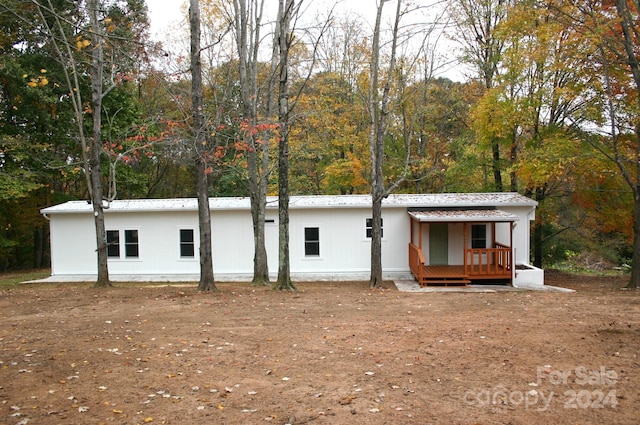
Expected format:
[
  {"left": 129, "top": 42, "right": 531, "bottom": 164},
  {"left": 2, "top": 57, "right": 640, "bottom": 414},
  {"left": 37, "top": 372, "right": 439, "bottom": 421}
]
[
  {"left": 180, "top": 229, "right": 195, "bottom": 258},
  {"left": 304, "top": 227, "right": 320, "bottom": 257},
  {"left": 471, "top": 224, "right": 487, "bottom": 249},
  {"left": 124, "top": 230, "right": 139, "bottom": 258},
  {"left": 106, "top": 230, "right": 120, "bottom": 258}
]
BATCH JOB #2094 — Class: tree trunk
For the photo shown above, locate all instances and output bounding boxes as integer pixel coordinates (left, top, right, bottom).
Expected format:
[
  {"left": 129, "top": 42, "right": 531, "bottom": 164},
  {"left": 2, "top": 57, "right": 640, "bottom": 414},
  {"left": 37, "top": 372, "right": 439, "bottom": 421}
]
[
  {"left": 629, "top": 181, "right": 640, "bottom": 289},
  {"left": 369, "top": 191, "right": 384, "bottom": 288},
  {"left": 533, "top": 186, "right": 545, "bottom": 268},
  {"left": 88, "top": 0, "right": 110, "bottom": 287},
  {"left": 274, "top": 0, "right": 295, "bottom": 291},
  {"left": 234, "top": 0, "right": 270, "bottom": 285},
  {"left": 492, "top": 140, "right": 503, "bottom": 192},
  {"left": 190, "top": 0, "right": 216, "bottom": 291},
  {"left": 368, "top": 0, "right": 398, "bottom": 289},
  {"left": 509, "top": 130, "right": 518, "bottom": 192},
  {"left": 250, "top": 184, "right": 270, "bottom": 285},
  {"left": 613, "top": 0, "right": 640, "bottom": 289}
]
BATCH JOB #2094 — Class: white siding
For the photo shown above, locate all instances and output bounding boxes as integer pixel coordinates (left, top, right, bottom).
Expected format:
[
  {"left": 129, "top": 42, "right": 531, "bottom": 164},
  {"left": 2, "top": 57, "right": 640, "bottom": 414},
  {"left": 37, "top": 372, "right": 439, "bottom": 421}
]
[
  {"left": 49, "top": 211, "right": 201, "bottom": 276},
  {"left": 43, "top": 193, "right": 538, "bottom": 282},
  {"left": 105, "top": 211, "right": 200, "bottom": 275},
  {"left": 49, "top": 214, "right": 96, "bottom": 275}
]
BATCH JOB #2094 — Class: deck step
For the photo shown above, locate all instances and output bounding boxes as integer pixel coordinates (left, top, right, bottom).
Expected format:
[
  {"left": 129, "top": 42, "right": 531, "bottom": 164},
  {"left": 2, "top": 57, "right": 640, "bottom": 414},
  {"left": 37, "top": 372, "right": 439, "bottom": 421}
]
[{"left": 422, "top": 279, "right": 471, "bottom": 287}]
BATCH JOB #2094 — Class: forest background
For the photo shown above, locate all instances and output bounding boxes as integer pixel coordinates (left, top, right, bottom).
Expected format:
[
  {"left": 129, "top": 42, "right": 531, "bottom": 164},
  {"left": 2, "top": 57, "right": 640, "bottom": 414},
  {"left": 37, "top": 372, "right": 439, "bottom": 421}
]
[{"left": 1, "top": 0, "right": 638, "bottom": 281}]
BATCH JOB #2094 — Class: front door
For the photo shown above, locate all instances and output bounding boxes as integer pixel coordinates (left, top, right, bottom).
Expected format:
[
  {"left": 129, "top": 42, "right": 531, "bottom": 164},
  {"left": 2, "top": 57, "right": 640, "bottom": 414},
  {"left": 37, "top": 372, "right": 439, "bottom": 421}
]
[{"left": 429, "top": 223, "right": 449, "bottom": 265}]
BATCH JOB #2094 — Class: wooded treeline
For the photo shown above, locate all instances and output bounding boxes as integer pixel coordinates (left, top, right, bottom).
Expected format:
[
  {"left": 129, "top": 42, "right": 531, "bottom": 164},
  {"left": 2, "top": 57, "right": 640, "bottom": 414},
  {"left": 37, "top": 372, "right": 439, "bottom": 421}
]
[{"left": 0, "top": 0, "right": 638, "bottom": 286}]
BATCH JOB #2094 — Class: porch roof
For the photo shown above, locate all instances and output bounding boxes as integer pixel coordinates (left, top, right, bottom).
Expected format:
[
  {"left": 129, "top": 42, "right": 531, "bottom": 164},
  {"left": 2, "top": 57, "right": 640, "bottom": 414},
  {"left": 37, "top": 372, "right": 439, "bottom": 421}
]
[{"left": 408, "top": 209, "right": 520, "bottom": 222}]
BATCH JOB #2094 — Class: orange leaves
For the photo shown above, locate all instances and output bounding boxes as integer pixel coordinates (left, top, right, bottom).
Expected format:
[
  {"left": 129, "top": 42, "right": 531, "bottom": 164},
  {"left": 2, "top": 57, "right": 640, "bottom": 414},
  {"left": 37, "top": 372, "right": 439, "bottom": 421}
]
[
  {"left": 214, "top": 146, "right": 225, "bottom": 159},
  {"left": 239, "top": 120, "right": 279, "bottom": 138},
  {"left": 103, "top": 128, "right": 157, "bottom": 166}
]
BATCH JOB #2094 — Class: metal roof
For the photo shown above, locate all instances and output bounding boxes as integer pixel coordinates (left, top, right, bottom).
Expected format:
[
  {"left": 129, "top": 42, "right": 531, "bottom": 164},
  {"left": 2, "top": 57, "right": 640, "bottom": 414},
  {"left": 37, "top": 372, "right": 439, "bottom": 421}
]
[
  {"left": 408, "top": 209, "right": 520, "bottom": 222},
  {"left": 41, "top": 192, "right": 536, "bottom": 215}
]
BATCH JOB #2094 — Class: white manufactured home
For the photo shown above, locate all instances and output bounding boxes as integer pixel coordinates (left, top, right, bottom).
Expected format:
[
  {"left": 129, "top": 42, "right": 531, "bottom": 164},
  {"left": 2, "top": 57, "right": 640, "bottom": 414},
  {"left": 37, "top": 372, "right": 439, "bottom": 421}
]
[{"left": 40, "top": 193, "right": 544, "bottom": 286}]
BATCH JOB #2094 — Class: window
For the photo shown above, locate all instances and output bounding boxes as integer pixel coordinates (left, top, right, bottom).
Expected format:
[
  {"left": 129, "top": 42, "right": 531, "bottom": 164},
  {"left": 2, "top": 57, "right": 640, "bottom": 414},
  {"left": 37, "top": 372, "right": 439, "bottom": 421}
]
[
  {"left": 471, "top": 224, "right": 487, "bottom": 249},
  {"left": 180, "top": 229, "right": 195, "bottom": 258},
  {"left": 106, "top": 230, "right": 120, "bottom": 258},
  {"left": 366, "top": 218, "right": 384, "bottom": 238},
  {"left": 304, "top": 227, "right": 320, "bottom": 257},
  {"left": 124, "top": 229, "right": 139, "bottom": 258}
]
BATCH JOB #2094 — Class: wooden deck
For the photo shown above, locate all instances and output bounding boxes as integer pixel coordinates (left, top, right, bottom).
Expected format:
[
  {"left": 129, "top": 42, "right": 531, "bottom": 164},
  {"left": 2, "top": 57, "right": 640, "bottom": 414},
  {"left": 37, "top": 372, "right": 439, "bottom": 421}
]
[
  {"left": 422, "top": 265, "right": 470, "bottom": 286},
  {"left": 409, "top": 243, "right": 512, "bottom": 287}
]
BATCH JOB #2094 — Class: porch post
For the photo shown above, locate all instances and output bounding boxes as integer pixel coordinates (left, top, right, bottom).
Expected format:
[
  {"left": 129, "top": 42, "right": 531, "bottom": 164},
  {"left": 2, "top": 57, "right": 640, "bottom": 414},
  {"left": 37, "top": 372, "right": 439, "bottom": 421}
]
[
  {"left": 463, "top": 223, "right": 467, "bottom": 272},
  {"left": 491, "top": 222, "right": 496, "bottom": 247},
  {"left": 410, "top": 216, "right": 414, "bottom": 245},
  {"left": 510, "top": 221, "right": 515, "bottom": 285}
]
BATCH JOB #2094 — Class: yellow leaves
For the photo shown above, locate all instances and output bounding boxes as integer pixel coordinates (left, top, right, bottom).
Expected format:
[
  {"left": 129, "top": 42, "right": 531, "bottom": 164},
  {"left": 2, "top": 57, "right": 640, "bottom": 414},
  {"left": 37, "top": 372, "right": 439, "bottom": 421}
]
[
  {"left": 76, "top": 36, "right": 91, "bottom": 51},
  {"left": 322, "top": 153, "right": 368, "bottom": 194},
  {"left": 104, "top": 17, "right": 116, "bottom": 32},
  {"left": 24, "top": 69, "right": 49, "bottom": 88}
]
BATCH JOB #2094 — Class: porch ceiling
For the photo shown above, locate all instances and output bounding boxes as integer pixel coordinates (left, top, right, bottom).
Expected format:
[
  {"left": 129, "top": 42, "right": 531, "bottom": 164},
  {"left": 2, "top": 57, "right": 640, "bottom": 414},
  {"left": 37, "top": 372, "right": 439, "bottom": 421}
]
[{"left": 408, "top": 209, "right": 520, "bottom": 222}]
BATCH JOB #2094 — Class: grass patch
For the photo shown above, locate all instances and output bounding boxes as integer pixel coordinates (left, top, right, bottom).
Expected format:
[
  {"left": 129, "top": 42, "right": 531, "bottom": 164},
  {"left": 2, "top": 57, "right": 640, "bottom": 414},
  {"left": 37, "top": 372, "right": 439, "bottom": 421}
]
[{"left": 0, "top": 269, "right": 50, "bottom": 287}]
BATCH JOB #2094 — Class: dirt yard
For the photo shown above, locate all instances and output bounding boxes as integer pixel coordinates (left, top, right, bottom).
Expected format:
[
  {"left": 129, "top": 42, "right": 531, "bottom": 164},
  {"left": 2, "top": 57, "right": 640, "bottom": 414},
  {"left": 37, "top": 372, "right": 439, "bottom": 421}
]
[{"left": 1, "top": 271, "right": 639, "bottom": 425}]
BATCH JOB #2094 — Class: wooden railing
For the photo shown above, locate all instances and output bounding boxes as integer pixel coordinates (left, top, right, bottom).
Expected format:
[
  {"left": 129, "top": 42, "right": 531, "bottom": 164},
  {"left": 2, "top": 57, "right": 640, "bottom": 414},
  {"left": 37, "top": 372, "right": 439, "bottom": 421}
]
[
  {"left": 409, "top": 242, "right": 512, "bottom": 284},
  {"left": 409, "top": 243, "right": 426, "bottom": 283},
  {"left": 464, "top": 243, "right": 512, "bottom": 277}
]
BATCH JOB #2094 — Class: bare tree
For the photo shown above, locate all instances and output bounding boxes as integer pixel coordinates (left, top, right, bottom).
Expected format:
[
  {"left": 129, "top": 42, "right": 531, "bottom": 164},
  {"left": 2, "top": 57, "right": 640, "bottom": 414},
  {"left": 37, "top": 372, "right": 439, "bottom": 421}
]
[
  {"left": 190, "top": 0, "right": 217, "bottom": 291},
  {"left": 368, "top": 0, "right": 400, "bottom": 289},
  {"left": 33, "top": 0, "right": 113, "bottom": 286},
  {"left": 274, "top": 0, "right": 296, "bottom": 291},
  {"left": 614, "top": 0, "right": 640, "bottom": 289},
  {"left": 232, "top": 0, "right": 271, "bottom": 285},
  {"left": 87, "top": 0, "right": 110, "bottom": 287},
  {"left": 368, "top": 0, "right": 445, "bottom": 288}
]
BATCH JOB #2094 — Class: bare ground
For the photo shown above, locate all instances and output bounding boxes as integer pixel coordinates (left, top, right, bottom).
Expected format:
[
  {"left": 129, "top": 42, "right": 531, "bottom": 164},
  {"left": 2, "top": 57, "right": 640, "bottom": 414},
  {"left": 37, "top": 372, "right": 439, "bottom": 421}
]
[{"left": 1, "top": 271, "right": 639, "bottom": 425}]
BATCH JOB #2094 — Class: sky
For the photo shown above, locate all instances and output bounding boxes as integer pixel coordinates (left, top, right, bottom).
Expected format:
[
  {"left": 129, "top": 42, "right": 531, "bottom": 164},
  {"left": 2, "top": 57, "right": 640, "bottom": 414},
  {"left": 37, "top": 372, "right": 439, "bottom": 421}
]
[
  {"left": 143, "top": 0, "right": 466, "bottom": 81},
  {"left": 146, "top": 0, "right": 186, "bottom": 41},
  {"left": 145, "top": 0, "right": 383, "bottom": 42}
]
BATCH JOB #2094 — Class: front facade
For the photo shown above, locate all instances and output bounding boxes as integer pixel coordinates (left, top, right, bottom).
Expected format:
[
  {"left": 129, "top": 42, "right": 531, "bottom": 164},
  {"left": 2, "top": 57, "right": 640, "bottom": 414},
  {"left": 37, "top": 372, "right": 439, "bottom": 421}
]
[{"left": 40, "top": 193, "right": 544, "bottom": 286}]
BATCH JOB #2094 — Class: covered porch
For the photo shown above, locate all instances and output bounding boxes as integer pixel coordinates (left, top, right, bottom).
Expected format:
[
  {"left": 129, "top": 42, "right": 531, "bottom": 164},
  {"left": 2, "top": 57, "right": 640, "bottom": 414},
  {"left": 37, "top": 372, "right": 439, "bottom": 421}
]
[{"left": 408, "top": 209, "right": 518, "bottom": 286}]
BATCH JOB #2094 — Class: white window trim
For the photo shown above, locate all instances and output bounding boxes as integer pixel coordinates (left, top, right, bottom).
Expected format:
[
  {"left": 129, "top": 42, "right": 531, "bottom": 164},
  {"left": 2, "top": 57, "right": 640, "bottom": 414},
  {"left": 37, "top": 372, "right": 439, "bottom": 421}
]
[
  {"left": 107, "top": 228, "right": 141, "bottom": 261},
  {"left": 302, "top": 224, "right": 322, "bottom": 260},
  {"left": 364, "top": 217, "right": 385, "bottom": 241},
  {"left": 178, "top": 227, "right": 198, "bottom": 261}
]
